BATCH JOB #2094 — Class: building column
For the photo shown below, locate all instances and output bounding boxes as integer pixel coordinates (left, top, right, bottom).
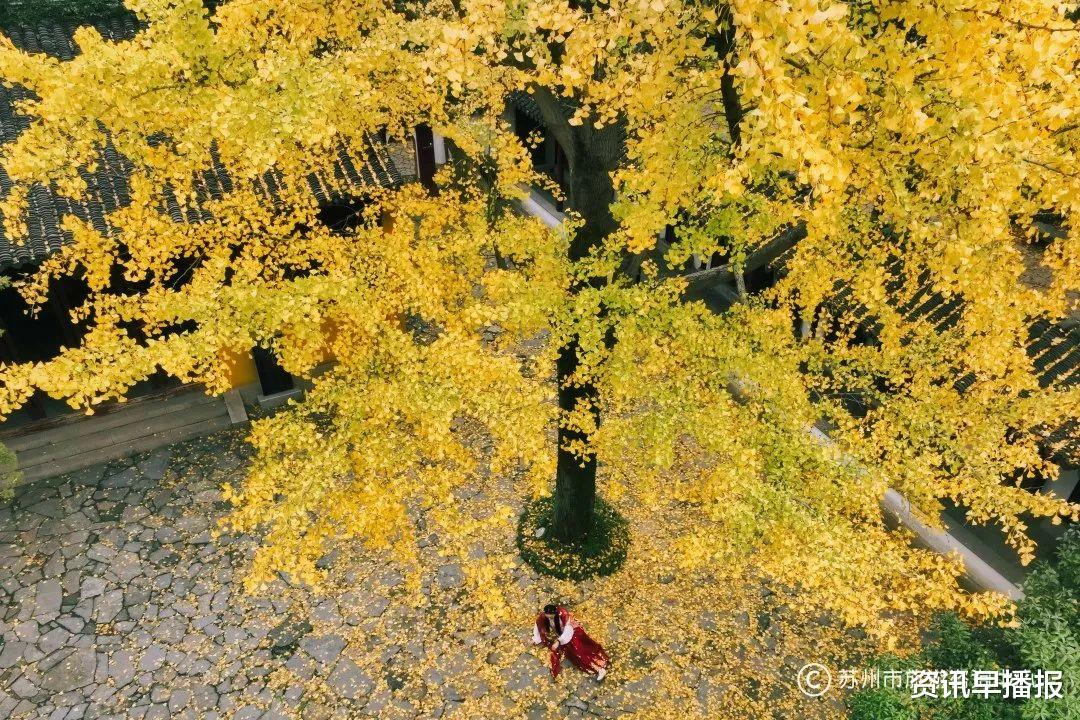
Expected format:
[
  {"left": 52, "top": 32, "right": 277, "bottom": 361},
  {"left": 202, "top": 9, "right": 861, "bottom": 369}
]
[
  {"left": 553, "top": 142, "right": 566, "bottom": 212},
  {"left": 414, "top": 124, "right": 438, "bottom": 194},
  {"left": 433, "top": 130, "right": 446, "bottom": 165}
]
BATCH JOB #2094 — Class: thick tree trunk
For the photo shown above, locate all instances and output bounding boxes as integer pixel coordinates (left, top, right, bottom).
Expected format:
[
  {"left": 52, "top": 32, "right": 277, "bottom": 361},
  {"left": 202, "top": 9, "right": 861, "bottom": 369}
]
[
  {"left": 524, "top": 87, "right": 626, "bottom": 544},
  {"left": 553, "top": 336, "right": 598, "bottom": 541},
  {"left": 541, "top": 10, "right": 753, "bottom": 542},
  {"left": 529, "top": 103, "right": 621, "bottom": 543}
]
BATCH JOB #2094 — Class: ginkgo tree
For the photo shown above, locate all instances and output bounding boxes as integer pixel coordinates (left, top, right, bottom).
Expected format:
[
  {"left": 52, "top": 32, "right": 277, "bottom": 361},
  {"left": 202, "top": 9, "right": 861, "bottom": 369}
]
[{"left": 1, "top": 0, "right": 1078, "bottom": 648}]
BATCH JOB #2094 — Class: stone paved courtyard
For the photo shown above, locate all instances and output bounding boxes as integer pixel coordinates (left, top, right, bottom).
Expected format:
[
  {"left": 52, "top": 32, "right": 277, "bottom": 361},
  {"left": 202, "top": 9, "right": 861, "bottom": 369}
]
[
  {"left": 0, "top": 428, "right": 853, "bottom": 720},
  {"left": 0, "top": 431, "right": 620, "bottom": 719},
  {"left": 0, "top": 431, "right": 281, "bottom": 720}
]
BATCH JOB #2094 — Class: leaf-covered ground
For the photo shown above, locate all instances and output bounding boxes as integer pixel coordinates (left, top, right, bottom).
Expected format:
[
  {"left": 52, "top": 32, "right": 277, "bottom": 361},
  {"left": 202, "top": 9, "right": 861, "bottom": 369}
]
[{"left": 0, "top": 427, "right": 900, "bottom": 719}]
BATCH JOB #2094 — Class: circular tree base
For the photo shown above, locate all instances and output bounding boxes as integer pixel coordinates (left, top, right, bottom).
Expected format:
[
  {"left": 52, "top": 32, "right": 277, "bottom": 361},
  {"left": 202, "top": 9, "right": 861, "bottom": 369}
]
[{"left": 516, "top": 496, "right": 629, "bottom": 580}]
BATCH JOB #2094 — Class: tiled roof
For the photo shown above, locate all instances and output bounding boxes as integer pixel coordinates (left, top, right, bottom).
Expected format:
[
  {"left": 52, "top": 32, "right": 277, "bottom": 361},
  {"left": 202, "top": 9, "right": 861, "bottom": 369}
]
[
  {"left": 1029, "top": 319, "right": 1080, "bottom": 465},
  {"left": 0, "top": 13, "right": 139, "bottom": 59},
  {"left": 826, "top": 256, "right": 1079, "bottom": 466},
  {"left": 1029, "top": 319, "right": 1080, "bottom": 389},
  {"left": 509, "top": 90, "right": 576, "bottom": 125},
  {"left": 0, "top": 16, "right": 141, "bottom": 270},
  {"left": 509, "top": 91, "right": 544, "bottom": 124},
  {"left": 0, "top": 18, "right": 403, "bottom": 272}
]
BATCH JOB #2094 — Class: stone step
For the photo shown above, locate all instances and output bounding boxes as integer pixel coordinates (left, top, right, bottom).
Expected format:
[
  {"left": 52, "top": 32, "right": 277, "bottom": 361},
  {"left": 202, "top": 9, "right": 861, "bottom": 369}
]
[
  {"left": 12, "top": 397, "right": 229, "bottom": 471},
  {"left": 15, "top": 412, "right": 233, "bottom": 485},
  {"left": 2, "top": 388, "right": 222, "bottom": 453}
]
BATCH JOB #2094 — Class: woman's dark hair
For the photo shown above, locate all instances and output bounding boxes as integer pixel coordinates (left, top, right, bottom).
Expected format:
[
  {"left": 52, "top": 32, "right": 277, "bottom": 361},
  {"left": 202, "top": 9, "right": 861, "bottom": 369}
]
[{"left": 543, "top": 603, "right": 562, "bottom": 635}]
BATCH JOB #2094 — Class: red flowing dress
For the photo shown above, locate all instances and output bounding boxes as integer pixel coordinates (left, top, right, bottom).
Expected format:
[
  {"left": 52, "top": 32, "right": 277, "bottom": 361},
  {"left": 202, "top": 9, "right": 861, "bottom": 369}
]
[{"left": 533, "top": 606, "right": 609, "bottom": 678}]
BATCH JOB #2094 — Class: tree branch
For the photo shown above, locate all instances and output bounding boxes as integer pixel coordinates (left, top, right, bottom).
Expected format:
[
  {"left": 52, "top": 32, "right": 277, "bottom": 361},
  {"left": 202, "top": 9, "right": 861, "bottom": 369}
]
[
  {"left": 714, "top": 5, "right": 743, "bottom": 147},
  {"left": 527, "top": 85, "right": 579, "bottom": 167}
]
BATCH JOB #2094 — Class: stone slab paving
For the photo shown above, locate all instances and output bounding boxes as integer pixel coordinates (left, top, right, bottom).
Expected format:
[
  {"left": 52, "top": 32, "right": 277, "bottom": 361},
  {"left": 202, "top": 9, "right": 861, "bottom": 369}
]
[
  {"left": 0, "top": 431, "right": 280, "bottom": 720},
  {"left": 0, "top": 431, "right": 660, "bottom": 720},
  {"left": 0, "top": 428, "right": 840, "bottom": 720}
]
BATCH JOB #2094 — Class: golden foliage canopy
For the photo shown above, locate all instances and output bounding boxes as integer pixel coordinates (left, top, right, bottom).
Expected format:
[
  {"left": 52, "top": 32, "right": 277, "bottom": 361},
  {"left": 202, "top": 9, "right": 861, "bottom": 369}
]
[{"left": 0, "top": 0, "right": 1078, "bottom": 639}]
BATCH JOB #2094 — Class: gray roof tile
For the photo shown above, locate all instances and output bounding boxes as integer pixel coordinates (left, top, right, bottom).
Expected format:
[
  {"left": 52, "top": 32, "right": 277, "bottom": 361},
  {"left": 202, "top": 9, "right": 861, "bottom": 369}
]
[
  {"left": 825, "top": 255, "right": 1079, "bottom": 464},
  {"left": 0, "top": 19, "right": 404, "bottom": 272}
]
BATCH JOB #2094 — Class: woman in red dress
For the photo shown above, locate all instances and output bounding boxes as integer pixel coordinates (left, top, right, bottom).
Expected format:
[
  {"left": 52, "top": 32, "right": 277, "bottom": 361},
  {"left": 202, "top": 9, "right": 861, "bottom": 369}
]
[{"left": 532, "top": 603, "right": 609, "bottom": 680}]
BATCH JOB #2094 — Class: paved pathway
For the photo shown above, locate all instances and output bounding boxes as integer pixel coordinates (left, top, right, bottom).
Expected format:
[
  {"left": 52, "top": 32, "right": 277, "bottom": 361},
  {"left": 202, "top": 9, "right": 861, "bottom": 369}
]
[
  {"left": 0, "top": 431, "right": 284, "bottom": 719},
  {"left": 0, "top": 431, "right": 619, "bottom": 719},
  {"left": 0, "top": 428, "right": 850, "bottom": 720}
]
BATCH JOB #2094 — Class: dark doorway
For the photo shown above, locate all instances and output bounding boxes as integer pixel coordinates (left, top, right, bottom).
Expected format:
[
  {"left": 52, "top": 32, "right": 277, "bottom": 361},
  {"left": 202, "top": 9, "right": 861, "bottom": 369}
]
[
  {"left": 252, "top": 346, "right": 294, "bottom": 396},
  {"left": 514, "top": 108, "right": 553, "bottom": 171},
  {"left": 0, "top": 271, "right": 89, "bottom": 362}
]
